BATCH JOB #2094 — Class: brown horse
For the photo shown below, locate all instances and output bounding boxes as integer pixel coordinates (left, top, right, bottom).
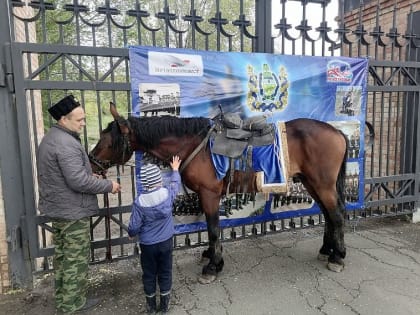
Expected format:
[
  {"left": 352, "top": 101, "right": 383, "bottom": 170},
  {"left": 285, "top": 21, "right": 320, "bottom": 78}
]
[{"left": 89, "top": 102, "right": 348, "bottom": 284}]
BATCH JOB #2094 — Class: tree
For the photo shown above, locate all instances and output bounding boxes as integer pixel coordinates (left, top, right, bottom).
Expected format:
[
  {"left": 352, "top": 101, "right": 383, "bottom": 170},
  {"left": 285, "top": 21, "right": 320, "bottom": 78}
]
[{"left": 32, "top": 0, "right": 255, "bottom": 141}]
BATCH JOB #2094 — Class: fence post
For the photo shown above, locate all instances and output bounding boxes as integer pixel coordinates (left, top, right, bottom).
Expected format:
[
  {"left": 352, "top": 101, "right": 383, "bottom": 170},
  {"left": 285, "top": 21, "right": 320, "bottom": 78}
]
[
  {"left": 411, "top": 93, "right": 420, "bottom": 222},
  {"left": 0, "top": 1, "right": 33, "bottom": 290},
  {"left": 255, "top": 0, "right": 273, "bottom": 53},
  {"left": 404, "top": 10, "right": 420, "bottom": 222}
]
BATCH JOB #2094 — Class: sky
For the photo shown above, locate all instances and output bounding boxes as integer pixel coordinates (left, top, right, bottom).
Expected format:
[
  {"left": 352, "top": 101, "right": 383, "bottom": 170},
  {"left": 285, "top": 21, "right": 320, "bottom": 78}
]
[{"left": 272, "top": 1, "right": 340, "bottom": 55}]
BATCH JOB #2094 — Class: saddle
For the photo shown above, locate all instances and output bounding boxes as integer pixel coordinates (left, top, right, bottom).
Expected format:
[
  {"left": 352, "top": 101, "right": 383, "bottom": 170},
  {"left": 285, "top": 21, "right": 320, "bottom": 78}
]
[
  {"left": 210, "top": 113, "right": 289, "bottom": 195},
  {"left": 211, "top": 113, "right": 275, "bottom": 158}
]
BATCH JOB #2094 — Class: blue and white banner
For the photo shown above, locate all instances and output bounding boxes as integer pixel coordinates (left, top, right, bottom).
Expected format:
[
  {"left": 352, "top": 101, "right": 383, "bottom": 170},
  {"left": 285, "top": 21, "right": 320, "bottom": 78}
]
[{"left": 129, "top": 46, "right": 369, "bottom": 233}]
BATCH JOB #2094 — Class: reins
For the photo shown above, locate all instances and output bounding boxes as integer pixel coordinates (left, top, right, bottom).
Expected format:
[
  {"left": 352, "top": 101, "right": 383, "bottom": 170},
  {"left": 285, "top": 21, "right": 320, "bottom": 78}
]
[
  {"left": 177, "top": 124, "right": 215, "bottom": 204},
  {"left": 179, "top": 124, "right": 215, "bottom": 173}
]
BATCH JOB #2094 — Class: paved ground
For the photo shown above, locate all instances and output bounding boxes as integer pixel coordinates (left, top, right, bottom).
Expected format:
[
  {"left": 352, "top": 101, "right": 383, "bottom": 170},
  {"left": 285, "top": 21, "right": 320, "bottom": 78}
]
[{"left": 1, "top": 216, "right": 420, "bottom": 315}]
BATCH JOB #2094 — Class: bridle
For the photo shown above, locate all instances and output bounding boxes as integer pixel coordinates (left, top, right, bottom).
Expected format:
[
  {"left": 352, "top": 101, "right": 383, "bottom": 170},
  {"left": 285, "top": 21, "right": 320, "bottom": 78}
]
[
  {"left": 88, "top": 131, "right": 133, "bottom": 175},
  {"left": 88, "top": 154, "right": 113, "bottom": 176}
]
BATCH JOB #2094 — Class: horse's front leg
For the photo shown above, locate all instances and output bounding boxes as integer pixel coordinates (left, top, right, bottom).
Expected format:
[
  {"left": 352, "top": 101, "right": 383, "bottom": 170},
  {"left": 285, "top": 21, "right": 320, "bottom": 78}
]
[{"left": 198, "top": 190, "right": 224, "bottom": 284}]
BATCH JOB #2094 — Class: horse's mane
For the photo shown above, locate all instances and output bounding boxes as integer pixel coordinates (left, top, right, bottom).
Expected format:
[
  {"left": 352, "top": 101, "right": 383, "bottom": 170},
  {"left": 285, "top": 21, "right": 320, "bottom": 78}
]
[{"left": 127, "top": 115, "right": 211, "bottom": 150}]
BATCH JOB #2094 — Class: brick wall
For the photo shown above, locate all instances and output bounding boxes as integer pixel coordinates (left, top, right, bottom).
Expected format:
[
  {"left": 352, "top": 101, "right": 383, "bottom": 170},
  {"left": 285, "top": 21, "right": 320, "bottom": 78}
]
[
  {"left": 344, "top": 0, "right": 419, "bottom": 186},
  {"left": 344, "top": 0, "right": 420, "bottom": 204},
  {"left": 344, "top": 0, "right": 418, "bottom": 32}
]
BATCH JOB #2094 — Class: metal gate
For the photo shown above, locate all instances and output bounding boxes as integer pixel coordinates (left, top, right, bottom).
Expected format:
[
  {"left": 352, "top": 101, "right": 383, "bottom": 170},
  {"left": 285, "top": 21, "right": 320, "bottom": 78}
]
[{"left": 0, "top": 0, "right": 419, "bottom": 288}]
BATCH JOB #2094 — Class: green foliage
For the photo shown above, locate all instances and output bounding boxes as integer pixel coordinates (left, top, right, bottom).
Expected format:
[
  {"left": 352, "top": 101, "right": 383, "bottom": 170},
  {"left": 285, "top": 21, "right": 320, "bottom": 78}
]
[
  {"left": 35, "top": 0, "right": 254, "bottom": 49},
  {"left": 34, "top": 0, "right": 255, "bottom": 141}
]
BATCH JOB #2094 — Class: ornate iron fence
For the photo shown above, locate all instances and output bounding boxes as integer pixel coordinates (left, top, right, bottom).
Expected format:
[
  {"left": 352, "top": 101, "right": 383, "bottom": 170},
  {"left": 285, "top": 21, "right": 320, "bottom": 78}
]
[{"left": 1, "top": 0, "right": 418, "bottom": 287}]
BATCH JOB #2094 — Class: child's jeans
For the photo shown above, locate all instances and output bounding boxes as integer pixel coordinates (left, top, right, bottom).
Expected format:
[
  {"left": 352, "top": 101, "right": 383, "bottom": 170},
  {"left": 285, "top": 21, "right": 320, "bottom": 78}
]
[{"left": 140, "top": 237, "right": 173, "bottom": 296}]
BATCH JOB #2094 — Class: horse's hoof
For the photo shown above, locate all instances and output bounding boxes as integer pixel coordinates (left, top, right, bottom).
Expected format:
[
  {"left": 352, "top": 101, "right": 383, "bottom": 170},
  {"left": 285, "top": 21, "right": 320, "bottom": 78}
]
[
  {"left": 327, "top": 261, "right": 344, "bottom": 272},
  {"left": 198, "top": 274, "right": 217, "bottom": 284},
  {"left": 216, "top": 258, "right": 224, "bottom": 272},
  {"left": 317, "top": 253, "right": 329, "bottom": 261},
  {"left": 199, "top": 256, "right": 209, "bottom": 265},
  {"left": 202, "top": 249, "right": 212, "bottom": 259}
]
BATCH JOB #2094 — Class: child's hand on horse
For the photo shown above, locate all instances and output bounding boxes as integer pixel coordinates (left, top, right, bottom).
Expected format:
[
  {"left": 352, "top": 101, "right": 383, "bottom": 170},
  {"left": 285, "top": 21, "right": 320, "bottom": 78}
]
[{"left": 170, "top": 155, "right": 182, "bottom": 171}]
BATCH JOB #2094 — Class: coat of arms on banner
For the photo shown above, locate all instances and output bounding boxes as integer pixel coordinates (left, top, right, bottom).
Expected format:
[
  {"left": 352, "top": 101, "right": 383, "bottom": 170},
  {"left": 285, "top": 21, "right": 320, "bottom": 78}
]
[{"left": 246, "top": 64, "right": 289, "bottom": 112}]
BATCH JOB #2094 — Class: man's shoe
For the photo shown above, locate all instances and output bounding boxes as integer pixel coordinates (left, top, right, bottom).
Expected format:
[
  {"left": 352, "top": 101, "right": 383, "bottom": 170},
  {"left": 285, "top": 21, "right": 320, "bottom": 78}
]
[{"left": 75, "top": 297, "right": 100, "bottom": 313}]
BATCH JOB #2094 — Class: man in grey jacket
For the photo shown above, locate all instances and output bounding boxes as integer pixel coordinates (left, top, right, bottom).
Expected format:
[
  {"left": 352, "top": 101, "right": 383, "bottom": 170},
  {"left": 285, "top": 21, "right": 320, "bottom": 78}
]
[{"left": 37, "top": 95, "right": 121, "bottom": 313}]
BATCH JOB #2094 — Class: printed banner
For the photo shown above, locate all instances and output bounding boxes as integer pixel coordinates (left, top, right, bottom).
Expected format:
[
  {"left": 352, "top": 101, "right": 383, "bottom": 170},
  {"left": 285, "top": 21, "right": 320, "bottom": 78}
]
[{"left": 129, "top": 46, "right": 369, "bottom": 234}]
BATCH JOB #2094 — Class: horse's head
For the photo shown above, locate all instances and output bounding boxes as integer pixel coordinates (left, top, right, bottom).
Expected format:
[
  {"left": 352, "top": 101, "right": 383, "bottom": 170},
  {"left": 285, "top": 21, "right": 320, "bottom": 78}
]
[{"left": 88, "top": 102, "right": 134, "bottom": 174}]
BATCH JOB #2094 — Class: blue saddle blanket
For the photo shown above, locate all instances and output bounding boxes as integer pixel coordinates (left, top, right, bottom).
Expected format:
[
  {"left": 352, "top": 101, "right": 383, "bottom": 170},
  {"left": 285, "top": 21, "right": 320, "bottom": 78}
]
[{"left": 209, "top": 128, "right": 285, "bottom": 184}]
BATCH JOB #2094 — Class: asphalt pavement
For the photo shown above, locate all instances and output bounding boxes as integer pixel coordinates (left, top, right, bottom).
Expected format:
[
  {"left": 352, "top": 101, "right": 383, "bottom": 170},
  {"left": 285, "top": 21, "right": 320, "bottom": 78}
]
[{"left": 1, "top": 216, "right": 420, "bottom": 315}]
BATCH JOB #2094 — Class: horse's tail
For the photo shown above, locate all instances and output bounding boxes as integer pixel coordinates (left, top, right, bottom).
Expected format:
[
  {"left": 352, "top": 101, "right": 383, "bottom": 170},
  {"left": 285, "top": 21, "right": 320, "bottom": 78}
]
[{"left": 336, "top": 130, "right": 348, "bottom": 210}]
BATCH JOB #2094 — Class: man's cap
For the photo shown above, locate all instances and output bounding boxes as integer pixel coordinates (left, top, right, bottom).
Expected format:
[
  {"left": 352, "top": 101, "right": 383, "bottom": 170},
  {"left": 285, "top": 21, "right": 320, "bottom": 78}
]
[
  {"left": 140, "top": 164, "right": 162, "bottom": 189},
  {"left": 48, "top": 95, "right": 80, "bottom": 120}
]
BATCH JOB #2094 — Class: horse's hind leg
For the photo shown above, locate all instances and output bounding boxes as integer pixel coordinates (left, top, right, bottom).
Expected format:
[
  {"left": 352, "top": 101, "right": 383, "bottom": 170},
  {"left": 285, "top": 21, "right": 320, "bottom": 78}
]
[
  {"left": 302, "top": 182, "right": 346, "bottom": 272},
  {"left": 318, "top": 221, "right": 334, "bottom": 260},
  {"left": 317, "top": 189, "right": 346, "bottom": 272}
]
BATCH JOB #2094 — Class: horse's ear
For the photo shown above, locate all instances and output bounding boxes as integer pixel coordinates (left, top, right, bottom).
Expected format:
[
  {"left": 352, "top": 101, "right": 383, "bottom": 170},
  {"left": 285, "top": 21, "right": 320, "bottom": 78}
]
[
  {"left": 110, "top": 101, "right": 120, "bottom": 120},
  {"left": 110, "top": 101, "right": 130, "bottom": 135}
]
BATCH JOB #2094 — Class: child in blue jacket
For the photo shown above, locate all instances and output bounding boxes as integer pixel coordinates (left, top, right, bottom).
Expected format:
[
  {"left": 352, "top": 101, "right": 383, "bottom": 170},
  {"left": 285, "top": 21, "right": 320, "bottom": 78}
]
[{"left": 128, "top": 155, "right": 181, "bottom": 313}]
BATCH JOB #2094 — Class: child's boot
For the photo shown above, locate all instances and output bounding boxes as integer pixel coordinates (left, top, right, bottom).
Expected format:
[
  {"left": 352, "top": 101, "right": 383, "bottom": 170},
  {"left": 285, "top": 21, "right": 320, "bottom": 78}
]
[
  {"left": 145, "top": 294, "right": 157, "bottom": 314},
  {"left": 159, "top": 292, "right": 171, "bottom": 313}
]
